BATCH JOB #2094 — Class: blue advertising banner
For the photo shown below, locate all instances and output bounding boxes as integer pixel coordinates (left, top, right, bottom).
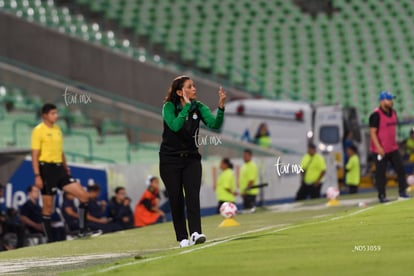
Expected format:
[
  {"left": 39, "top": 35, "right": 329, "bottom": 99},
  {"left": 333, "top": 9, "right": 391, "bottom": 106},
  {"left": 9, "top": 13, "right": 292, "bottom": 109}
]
[{"left": 1, "top": 160, "right": 108, "bottom": 211}]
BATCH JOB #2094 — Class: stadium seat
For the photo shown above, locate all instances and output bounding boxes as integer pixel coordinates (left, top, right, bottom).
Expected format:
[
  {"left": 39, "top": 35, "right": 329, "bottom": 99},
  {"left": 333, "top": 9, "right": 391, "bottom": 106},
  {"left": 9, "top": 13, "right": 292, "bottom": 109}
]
[{"left": 2, "top": 0, "right": 414, "bottom": 120}]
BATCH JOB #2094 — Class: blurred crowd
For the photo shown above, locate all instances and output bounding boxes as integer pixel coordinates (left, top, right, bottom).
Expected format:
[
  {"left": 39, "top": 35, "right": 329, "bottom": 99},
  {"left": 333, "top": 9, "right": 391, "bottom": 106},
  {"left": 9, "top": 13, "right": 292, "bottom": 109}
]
[{"left": 0, "top": 177, "right": 167, "bottom": 251}]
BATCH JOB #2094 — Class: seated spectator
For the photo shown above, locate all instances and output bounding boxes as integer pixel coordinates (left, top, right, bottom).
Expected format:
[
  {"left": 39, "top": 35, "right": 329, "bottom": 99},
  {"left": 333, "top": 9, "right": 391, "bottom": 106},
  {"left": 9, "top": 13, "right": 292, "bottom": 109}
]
[
  {"left": 134, "top": 176, "right": 165, "bottom": 227},
  {"left": 19, "top": 186, "right": 43, "bottom": 235},
  {"left": 87, "top": 184, "right": 121, "bottom": 234},
  {"left": 0, "top": 183, "right": 11, "bottom": 251},
  {"left": 108, "top": 187, "right": 134, "bottom": 230},
  {"left": 19, "top": 185, "right": 46, "bottom": 244},
  {"left": 3, "top": 207, "right": 26, "bottom": 249},
  {"left": 0, "top": 184, "right": 26, "bottom": 249},
  {"left": 254, "top": 122, "right": 272, "bottom": 148},
  {"left": 62, "top": 192, "right": 79, "bottom": 233}
]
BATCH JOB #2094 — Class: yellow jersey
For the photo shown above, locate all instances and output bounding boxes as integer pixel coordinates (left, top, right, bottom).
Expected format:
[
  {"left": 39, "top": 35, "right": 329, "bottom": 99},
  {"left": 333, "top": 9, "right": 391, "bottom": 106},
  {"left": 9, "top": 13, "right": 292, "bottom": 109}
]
[
  {"left": 301, "top": 153, "right": 326, "bottom": 185},
  {"left": 240, "top": 160, "right": 259, "bottom": 195},
  {"left": 345, "top": 154, "right": 360, "bottom": 186},
  {"left": 216, "top": 168, "right": 236, "bottom": 202},
  {"left": 31, "top": 122, "right": 63, "bottom": 163}
]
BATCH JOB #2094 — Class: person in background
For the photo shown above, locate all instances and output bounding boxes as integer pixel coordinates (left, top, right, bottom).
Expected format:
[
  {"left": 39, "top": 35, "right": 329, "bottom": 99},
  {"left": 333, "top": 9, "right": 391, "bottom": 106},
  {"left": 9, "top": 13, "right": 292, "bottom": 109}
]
[
  {"left": 343, "top": 131, "right": 354, "bottom": 166},
  {"left": 0, "top": 183, "right": 25, "bottom": 250},
  {"left": 108, "top": 187, "right": 134, "bottom": 230},
  {"left": 0, "top": 183, "right": 14, "bottom": 251},
  {"left": 124, "top": 197, "right": 133, "bottom": 215},
  {"left": 215, "top": 158, "right": 237, "bottom": 213},
  {"left": 134, "top": 176, "right": 165, "bottom": 227},
  {"left": 0, "top": 182, "right": 4, "bottom": 219},
  {"left": 19, "top": 186, "right": 45, "bottom": 239},
  {"left": 62, "top": 192, "right": 79, "bottom": 233},
  {"left": 86, "top": 184, "right": 120, "bottom": 234},
  {"left": 239, "top": 149, "right": 259, "bottom": 212},
  {"left": 345, "top": 144, "right": 360, "bottom": 194},
  {"left": 254, "top": 123, "right": 271, "bottom": 148},
  {"left": 0, "top": 183, "right": 5, "bottom": 250},
  {"left": 295, "top": 143, "right": 326, "bottom": 200},
  {"left": 31, "top": 103, "right": 92, "bottom": 241},
  {"left": 405, "top": 128, "right": 414, "bottom": 162},
  {"left": 369, "top": 91, "right": 410, "bottom": 202}
]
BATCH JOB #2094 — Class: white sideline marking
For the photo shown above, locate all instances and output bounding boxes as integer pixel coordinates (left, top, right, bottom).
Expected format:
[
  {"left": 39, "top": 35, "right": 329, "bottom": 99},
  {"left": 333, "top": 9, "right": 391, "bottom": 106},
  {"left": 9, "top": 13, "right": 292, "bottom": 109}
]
[
  {"left": 2, "top": 200, "right": 399, "bottom": 275},
  {"left": 0, "top": 254, "right": 131, "bottom": 274},
  {"left": 93, "top": 226, "right": 278, "bottom": 275},
  {"left": 179, "top": 225, "right": 277, "bottom": 255},
  {"left": 93, "top": 202, "right": 390, "bottom": 275},
  {"left": 270, "top": 206, "right": 375, "bottom": 234}
]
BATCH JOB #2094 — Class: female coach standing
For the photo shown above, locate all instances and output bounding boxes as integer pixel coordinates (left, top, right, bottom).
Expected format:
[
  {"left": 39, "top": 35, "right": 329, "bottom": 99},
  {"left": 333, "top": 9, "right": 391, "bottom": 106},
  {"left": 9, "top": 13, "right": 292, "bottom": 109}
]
[{"left": 159, "top": 76, "right": 226, "bottom": 247}]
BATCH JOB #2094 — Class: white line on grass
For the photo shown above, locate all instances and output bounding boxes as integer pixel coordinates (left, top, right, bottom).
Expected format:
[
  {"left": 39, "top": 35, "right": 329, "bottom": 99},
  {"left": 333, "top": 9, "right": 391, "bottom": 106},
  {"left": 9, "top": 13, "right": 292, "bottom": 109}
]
[
  {"left": 91, "top": 203, "right": 383, "bottom": 275},
  {"left": 269, "top": 206, "right": 375, "bottom": 234},
  {"left": 270, "top": 199, "right": 402, "bottom": 235},
  {"left": 179, "top": 225, "right": 278, "bottom": 255},
  {"left": 92, "top": 226, "right": 279, "bottom": 275},
  {"left": 79, "top": 201, "right": 405, "bottom": 275},
  {"left": 0, "top": 254, "right": 132, "bottom": 274}
]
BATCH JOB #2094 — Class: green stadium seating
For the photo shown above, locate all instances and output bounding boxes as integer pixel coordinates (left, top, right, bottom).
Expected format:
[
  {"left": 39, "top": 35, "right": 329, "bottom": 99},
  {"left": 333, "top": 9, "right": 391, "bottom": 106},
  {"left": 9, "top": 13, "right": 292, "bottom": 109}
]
[
  {"left": 0, "top": 79, "right": 163, "bottom": 164},
  {"left": 2, "top": 0, "right": 414, "bottom": 121}
]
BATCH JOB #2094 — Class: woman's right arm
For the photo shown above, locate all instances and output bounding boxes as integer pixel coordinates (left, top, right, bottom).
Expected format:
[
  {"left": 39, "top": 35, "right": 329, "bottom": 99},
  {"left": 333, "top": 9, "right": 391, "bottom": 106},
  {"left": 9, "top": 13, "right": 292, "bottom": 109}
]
[{"left": 162, "top": 101, "right": 191, "bottom": 132}]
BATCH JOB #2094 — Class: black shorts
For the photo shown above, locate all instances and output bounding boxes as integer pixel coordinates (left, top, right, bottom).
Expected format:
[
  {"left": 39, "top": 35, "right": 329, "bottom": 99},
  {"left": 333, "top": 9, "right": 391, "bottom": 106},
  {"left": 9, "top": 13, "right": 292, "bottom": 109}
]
[{"left": 39, "top": 162, "right": 76, "bottom": 195}]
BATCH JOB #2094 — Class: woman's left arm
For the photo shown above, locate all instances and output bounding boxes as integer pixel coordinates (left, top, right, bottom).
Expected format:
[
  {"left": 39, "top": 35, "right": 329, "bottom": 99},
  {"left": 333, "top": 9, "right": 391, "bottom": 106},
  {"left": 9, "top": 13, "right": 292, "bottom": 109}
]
[
  {"left": 198, "top": 87, "right": 226, "bottom": 129},
  {"left": 199, "top": 103, "right": 225, "bottom": 129}
]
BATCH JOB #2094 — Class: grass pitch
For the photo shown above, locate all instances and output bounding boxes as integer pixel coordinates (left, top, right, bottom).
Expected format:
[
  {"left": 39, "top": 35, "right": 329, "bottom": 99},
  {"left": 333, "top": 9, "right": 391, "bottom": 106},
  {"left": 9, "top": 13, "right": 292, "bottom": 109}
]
[{"left": 1, "top": 190, "right": 413, "bottom": 276}]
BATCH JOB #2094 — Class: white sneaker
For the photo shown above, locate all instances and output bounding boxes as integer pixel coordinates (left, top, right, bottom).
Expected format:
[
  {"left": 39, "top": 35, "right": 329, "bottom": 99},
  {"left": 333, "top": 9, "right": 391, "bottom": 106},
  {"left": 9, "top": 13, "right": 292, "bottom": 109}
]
[
  {"left": 189, "top": 232, "right": 206, "bottom": 246},
  {"left": 77, "top": 229, "right": 103, "bottom": 238},
  {"left": 179, "top": 239, "right": 190, "bottom": 248}
]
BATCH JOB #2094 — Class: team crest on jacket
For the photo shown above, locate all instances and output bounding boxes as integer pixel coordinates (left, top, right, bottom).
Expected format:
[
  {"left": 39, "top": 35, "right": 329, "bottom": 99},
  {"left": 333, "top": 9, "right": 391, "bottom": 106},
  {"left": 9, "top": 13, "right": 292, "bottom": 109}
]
[{"left": 192, "top": 113, "right": 198, "bottom": 120}]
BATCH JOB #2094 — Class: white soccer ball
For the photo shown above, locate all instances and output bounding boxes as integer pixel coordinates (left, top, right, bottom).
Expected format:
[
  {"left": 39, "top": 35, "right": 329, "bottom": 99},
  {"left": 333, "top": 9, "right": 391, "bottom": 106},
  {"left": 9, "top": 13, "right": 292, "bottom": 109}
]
[
  {"left": 219, "top": 202, "right": 238, "bottom": 218},
  {"left": 407, "top": 175, "right": 414, "bottom": 186},
  {"left": 326, "top": 186, "right": 340, "bottom": 200}
]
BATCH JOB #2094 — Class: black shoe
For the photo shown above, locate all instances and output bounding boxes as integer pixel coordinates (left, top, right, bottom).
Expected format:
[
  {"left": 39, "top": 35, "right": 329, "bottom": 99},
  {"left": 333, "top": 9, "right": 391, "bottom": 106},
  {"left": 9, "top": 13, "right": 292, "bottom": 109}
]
[
  {"left": 398, "top": 194, "right": 411, "bottom": 200},
  {"left": 379, "top": 198, "right": 390, "bottom": 203}
]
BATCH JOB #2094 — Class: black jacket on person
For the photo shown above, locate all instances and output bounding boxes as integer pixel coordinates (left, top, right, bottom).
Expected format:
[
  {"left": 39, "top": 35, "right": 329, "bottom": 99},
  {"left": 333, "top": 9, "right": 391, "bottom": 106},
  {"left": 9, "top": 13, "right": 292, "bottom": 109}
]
[{"left": 108, "top": 197, "right": 134, "bottom": 230}]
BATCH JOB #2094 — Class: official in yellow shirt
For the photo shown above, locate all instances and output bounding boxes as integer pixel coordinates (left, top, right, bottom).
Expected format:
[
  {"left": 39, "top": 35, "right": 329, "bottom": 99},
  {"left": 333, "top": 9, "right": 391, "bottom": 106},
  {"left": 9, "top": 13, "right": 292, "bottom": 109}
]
[
  {"left": 345, "top": 144, "right": 360, "bottom": 194},
  {"left": 216, "top": 158, "right": 236, "bottom": 213},
  {"left": 31, "top": 122, "right": 64, "bottom": 163},
  {"left": 240, "top": 149, "right": 259, "bottom": 210},
  {"left": 295, "top": 143, "right": 326, "bottom": 200},
  {"left": 406, "top": 129, "right": 414, "bottom": 161},
  {"left": 31, "top": 103, "right": 96, "bottom": 242}
]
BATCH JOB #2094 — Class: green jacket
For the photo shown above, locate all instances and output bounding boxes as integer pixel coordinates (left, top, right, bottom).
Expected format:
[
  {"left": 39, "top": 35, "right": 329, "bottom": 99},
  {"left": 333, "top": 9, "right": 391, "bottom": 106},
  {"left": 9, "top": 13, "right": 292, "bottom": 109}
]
[{"left": 160, "top": 101, "right": 224, "bottom": 154}]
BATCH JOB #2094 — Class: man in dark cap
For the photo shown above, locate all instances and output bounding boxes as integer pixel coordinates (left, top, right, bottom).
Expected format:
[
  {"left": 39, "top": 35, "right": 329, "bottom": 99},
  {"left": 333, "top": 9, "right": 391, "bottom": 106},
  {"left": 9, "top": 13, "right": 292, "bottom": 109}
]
[{"left": 369, "top": 91, "right": 411, "bottom": 203}]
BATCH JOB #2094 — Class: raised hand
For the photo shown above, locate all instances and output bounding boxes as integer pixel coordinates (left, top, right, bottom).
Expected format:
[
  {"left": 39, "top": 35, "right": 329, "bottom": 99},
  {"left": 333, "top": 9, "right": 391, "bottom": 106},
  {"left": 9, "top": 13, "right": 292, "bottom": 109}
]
[
  {"left": 218, "top": 86, "right": 226, "bottom": 109},
  {"left": 182, "top": 88, "right": 191, "bottom": 104}
]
